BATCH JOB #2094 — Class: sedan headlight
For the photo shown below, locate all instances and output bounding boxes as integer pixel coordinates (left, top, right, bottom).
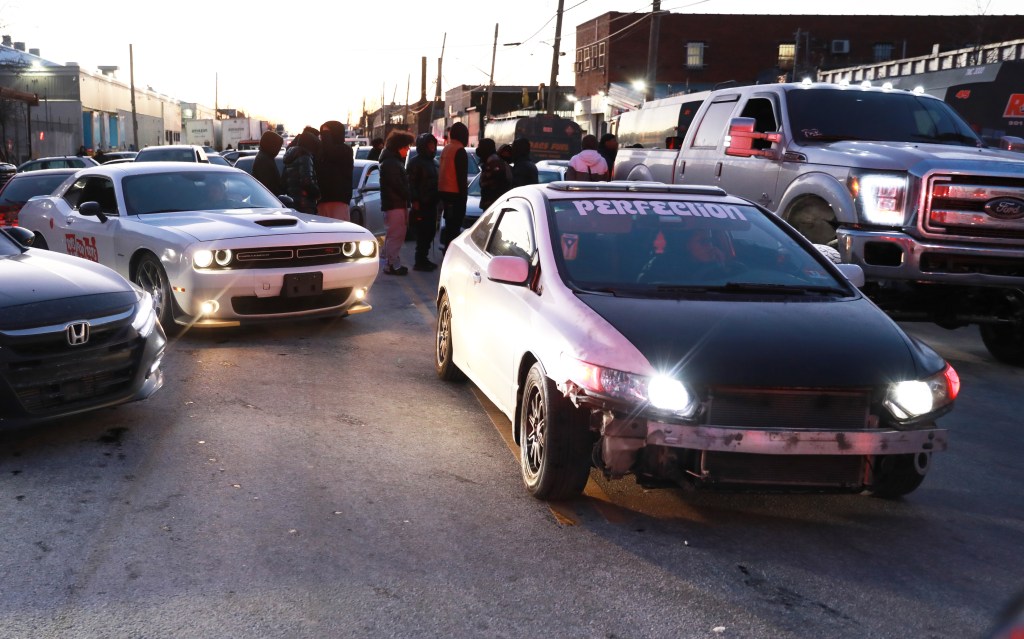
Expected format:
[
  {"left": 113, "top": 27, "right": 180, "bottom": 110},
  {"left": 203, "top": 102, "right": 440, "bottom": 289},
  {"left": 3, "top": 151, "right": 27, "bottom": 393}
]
[
  {"left": 885, "top": 364, "right": 960, "bottom": 421},
  {"left": 564, "top": 356, "right": 699, "bottom": 419},
  {"left": 849, "top": 172, "right": 908, "bottom": 227},
  {"left": 131, "top": 290, "right": 158, "bottom": 337}
]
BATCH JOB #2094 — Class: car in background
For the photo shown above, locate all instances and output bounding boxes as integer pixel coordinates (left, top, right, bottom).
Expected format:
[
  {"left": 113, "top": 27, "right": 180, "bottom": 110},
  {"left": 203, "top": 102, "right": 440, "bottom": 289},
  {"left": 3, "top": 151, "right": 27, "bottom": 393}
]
[
  {"left": 460, "top": 163, "right": 567, "bottom": 228},
  {"left": 435, "top": 181, "right": 959, "bottom": 500},
  {"left": 0, "top": 226, "right": 165, "bottom": 428},
  {"left": 17, "top": 156, "right": 100, "bottom": 172},
  {"left": 207, "top": 154, "right": 232, "bottom": 166},
  {"left": 0, "top": 162, "right": 19, "bottom": 191},
  {"left": 220, "top": 149, "right": 258, "bottom": 164},
  {"left": 96, "top": 151, "right": 137, "bottom": 163},
  {"left": 0, "top": 168, "right": 77, "bottom": 226},
  {"left": 19, "top": 163, "right": 380, "bottom": 330},
  {"left": 134, "top": 145, "right": 209, "bottom": 163}
]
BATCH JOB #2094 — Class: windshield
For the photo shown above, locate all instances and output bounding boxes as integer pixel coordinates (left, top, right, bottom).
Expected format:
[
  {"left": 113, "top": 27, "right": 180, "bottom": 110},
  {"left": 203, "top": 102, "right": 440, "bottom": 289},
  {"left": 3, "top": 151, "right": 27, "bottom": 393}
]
[
  {"left": 787, "top": 88, "right": 982, "bottom": 147},
  {"left": 122, "top": 170, "right": 284, "bottom": 214},
  {"left": 547, "top": 198, "right": 847, "bottom": 296}
]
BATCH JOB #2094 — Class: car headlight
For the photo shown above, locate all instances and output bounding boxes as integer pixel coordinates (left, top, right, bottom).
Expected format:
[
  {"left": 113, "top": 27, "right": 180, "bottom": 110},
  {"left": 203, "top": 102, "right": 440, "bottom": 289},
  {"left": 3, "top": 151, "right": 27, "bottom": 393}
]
[
  {"left": 131, "top": 290, "right": 158, "bottom": 337},
  {"left": 193, "top": 249, "right": 214, "bottom": 268},
  {"left": 849, "top": 172, "right": 908, "bottom": 227},
  {"left": 564, "top": 356, "right": 699, "bottom": 419},
  {"left": 358, "top": 240, "right": 377, "bottom": 257},
  {"left": 885, "top": 364, "right": 960, "bottom": 421}
]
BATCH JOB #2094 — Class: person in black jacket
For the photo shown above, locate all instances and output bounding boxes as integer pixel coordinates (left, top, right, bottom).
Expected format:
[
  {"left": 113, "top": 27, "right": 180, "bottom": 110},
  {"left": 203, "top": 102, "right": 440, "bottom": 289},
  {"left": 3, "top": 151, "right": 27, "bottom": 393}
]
[
  {"left": 407, "top": 133, "right": 440, "bottom": 271},
  {"left": 316, "top": 120, "right": 354, "bottom": 221},
  {"left": 438, "top": 122, "right": 469, "bottom": 250},
  {"left": 282, "top": 132, "right": 321, "bottom": 214},
  {"left": 253, "top": 130, "right": 284, "bottom": 196},
  {"left": 477, "top": 138, "right": 512, "bottom": 210},
  {"left": 510, "top": 137, "right": 539, "bottom": 187},
  {"left": 379, "top": 130, "right": 415, "bottom": 275},
  {"left": 367, "top": 138, "right": 385, "bottom": 161}
]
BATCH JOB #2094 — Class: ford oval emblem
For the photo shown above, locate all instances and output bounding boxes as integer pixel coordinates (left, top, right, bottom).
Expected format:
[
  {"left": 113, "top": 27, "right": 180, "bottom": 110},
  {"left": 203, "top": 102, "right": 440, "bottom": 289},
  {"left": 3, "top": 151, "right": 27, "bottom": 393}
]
[{"left": 984, "top": 197, "right": 1024, "bottom": 220}]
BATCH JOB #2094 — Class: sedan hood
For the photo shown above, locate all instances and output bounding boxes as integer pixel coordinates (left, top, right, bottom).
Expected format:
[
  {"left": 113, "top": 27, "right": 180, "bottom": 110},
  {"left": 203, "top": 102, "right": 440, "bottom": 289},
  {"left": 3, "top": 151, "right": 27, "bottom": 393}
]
[
  {"left": 136, "top": 208, "right": 368, "bottom": 242},
  {"left": 579, "top": 293, "right": 944, "bottom": 387},
  {"left": 803, "top": 141, "right": 1024, "bottom": 174},
  {"left": 0, "top": 249, "right": 130, "bottom": 308}
]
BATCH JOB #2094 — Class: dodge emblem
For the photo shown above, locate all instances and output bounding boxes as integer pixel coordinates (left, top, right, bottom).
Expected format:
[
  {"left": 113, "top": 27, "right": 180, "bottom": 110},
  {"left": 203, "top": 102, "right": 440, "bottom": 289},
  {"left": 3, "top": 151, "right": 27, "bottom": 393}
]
[{"left": 984, "top": 197, "right": 1024, "bottom": 220}]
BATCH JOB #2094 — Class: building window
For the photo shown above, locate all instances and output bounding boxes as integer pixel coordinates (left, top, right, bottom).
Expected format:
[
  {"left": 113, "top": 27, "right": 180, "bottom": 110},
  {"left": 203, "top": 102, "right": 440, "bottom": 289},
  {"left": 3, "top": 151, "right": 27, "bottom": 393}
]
[
  {"left": 575, "top": 48, "right": 583, "bottom": 73},
  {"left": 686, "top": 42, "right": 705, "bottom": 69},
  {"left": 584, "top": 47, "right": 591, "bottom": 71},
  {"left": 778, "top": 43, "right": 795, "bottom": 70},
  {"left": 873, "top": 42, "right": 895, "bottom": 62},
  {"left": 597, "top": 42, "right": 606, "bottom": 69}
]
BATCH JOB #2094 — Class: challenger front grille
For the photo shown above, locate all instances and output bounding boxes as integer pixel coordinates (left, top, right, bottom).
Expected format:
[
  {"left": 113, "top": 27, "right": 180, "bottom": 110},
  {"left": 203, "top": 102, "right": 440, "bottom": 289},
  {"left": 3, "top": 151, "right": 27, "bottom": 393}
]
[
  {"left": 233, "top": 244, "right": 353, "bottom": 269},
  {"left": 707, "top": 387, "right": 871, "bottom": 430}
]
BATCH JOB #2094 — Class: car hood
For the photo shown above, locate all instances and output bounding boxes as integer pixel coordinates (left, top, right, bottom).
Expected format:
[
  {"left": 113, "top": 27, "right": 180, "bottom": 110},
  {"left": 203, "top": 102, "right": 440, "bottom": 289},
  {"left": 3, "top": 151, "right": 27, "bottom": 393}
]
[
  {"left": 802, "top": 141, "right": 1024, "bottom": 174},
  {"left": 136, "top": 208, "right": 368, "bottom": 242},
  {"left": 0, "top": 249, "right": 130, "bottom": 308},
  {"left": 578, "top": 293, "right": 944, "bottom": 386}
]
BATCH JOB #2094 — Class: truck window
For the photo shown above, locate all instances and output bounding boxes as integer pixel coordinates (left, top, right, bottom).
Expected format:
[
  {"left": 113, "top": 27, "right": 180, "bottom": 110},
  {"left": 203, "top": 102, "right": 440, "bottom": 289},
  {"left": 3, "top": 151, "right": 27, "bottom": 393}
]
[
  {"left": 691, "top": 99, "right": 738, "bottom": 149},
  {"left": 739, "top": 98, "right": 778, "bottom": 150}
]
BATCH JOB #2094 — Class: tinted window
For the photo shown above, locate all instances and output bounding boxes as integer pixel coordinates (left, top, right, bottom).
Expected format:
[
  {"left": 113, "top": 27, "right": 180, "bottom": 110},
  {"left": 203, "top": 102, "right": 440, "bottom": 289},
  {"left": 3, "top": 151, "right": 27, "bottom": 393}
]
[
  {"left": 65, "top": 176, "right": 118, "bottom": 215},
  {"left": 690, "top": 98, "right": 738, "bottom": 149},
  {"left": 122, "top": 170, "right": 282, "bottom": 214},
  {"left": 0, "top": 174, "right": 72, "bottom": 202},
  {"left": 470, "top": 210, "right": 497, "bottom": 249}
]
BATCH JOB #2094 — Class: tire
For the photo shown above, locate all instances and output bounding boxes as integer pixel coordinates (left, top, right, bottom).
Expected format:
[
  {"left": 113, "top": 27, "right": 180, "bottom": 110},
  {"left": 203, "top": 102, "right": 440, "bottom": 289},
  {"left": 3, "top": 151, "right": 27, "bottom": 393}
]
[
  {"left": 519, "top": 363, "right": 592, "bottom": 500},
  {"left": 979, "top": 323, "right": 1024, "bottom": 366},
  {"left": 435, "top": 293, "right": 466, "bottom": 382},
  {"left": 786, "top": 199, "right": 838, "bottom": 246},
  {"left": 133, "top": 253, "right": 175, "bottom": 330},
  {"left": 866, "top": 453, "right": 929, "bottom": 498},
  {"left": 32, "top": 232, "right": 49, "bottom": 250}
]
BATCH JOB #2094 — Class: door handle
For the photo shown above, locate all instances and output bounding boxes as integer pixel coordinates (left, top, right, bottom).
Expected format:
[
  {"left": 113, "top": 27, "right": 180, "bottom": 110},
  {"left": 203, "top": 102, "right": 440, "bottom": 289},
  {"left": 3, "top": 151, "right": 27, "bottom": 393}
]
[
  {"left": 472, "top": 271, "right": 482, "bottom": 284},
  {"left": 715, "top": 162, "right": 722, "bottom": 178}
]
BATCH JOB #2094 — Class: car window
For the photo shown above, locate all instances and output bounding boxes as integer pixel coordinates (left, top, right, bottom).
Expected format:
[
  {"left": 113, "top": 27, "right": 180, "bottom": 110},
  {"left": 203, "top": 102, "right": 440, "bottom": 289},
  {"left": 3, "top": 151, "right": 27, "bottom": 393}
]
[
  {"left": 690, "top": 97, "right": 738, "bottom": 149},
  {"left": 547, "top": 197, "right": 846, "bottom": 292},
  {"left": 136, "top": 148, "right": 198, "bottom": 162},
  {"left": 122, "top": 170, "right": 282, "bottom": 214},
  {"left": 537, "top": 169, "right": 563, "bottom": 184},
  {"left": 352, "top": 166, "right": 363, "bottom": 189},
  {"left": 467, "top": 173, "right": 481, "bottom": 197},
  {"left": 486, "top": 204, "right": 534, "bottom": 260},
  {"left": 0, "top": 174, "right": 72, "bottom": 202},
  {"left": 469, "top": 210, "right": 497, "bottom": 249},
  {"left": 364, "top": 167, "right": 380, "bottom": 189},
  {"left": 65, "top": 176, "right": 119, "bottom": 215}
]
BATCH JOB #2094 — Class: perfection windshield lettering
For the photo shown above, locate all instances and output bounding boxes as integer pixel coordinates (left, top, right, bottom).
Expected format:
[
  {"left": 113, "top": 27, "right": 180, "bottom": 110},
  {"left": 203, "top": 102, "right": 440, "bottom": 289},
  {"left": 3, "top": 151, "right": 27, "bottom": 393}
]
[{"left": 572, "top": 200, "right": 747, "bottom": 220}]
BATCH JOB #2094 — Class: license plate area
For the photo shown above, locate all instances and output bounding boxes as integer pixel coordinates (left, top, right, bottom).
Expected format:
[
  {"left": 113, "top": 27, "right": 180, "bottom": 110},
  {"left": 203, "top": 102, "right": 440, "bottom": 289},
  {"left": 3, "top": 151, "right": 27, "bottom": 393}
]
[{"left": 282, "top": 272, "right": 323, "bottom": 297}]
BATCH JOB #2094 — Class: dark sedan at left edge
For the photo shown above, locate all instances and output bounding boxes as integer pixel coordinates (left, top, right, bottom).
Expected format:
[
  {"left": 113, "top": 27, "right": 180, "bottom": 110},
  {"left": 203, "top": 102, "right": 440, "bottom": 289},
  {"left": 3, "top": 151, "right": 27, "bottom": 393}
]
[{"left": 0, "top": 227, "right": 166, "bottom": 429}]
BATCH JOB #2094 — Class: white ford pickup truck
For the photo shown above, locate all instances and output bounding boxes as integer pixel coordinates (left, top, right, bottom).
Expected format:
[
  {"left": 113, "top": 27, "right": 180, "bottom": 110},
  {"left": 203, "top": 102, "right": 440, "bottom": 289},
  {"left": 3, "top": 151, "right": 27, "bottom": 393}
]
[{"left": 613, "top": 81, "right": 1024, "bottom": 365}]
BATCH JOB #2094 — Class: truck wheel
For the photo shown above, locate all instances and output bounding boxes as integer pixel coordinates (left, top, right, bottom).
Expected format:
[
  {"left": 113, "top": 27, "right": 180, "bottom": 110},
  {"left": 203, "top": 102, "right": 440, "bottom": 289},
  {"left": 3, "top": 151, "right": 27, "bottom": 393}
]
[
  {"left": 435, "top": 293, "right": 466, "bottom": 381},
  {"left": 980, "top": 323, "right": 1024, "bottom": 365},
  {"left": 866, "top": 453, "right": 928, "bottom": 498},
  {"left": 786, "top": 199, "right": 837, "bottom": 246},
  {"left": 519, "top": 363, "right": 591, "bottom": 500}
]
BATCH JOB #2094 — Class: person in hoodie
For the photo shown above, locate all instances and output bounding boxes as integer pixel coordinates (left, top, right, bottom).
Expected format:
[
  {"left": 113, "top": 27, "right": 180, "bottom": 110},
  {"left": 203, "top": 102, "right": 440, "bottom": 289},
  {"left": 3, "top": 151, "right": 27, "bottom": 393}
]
[
  {"left": 598, "top": 133, "right": 618, "bottom": 178},
  {"left": 566, "top": 134, "right": 610, "bottom": 181},
  {"left": 438, "top": 122, "right": 469, "bottom": 250},
  {"left": 407, "top": 133, "right": 440, "bottom": 272},
  {"left": 510, "top": 137, "right": 539, "bottom": 188},
  {"left": 252, "top": 130, "right": 284, "bottom": 196},
  {"left": 282, "top": 131, "right": 321, "bottom": 214},
  {"left": 379, "top": 129, "right": 416, "bottom": 276},
  {"left": 316, "top": 120, "right": 355, "bottom": 221},
  {"left": 477, "top": 137, "right": 512, "bottom": 211}
]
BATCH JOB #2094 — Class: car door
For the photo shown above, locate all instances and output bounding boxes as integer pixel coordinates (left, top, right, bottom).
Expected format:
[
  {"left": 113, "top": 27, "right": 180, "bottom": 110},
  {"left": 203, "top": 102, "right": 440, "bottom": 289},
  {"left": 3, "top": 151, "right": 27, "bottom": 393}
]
[
  {"left": 51, "top": 175, "right": 122, "bottom": 270},
  {"left": 676, "top": 93, "right": 740, "bottom": 186},
  {"left": 356, "top": 164, "right": 384, "bottom": 235},
  {"left": 718, "top": 93, "right": 784, "bottom": 209},
  {"left": 464, "top": 199, "right": 538, "bottom": 415}
]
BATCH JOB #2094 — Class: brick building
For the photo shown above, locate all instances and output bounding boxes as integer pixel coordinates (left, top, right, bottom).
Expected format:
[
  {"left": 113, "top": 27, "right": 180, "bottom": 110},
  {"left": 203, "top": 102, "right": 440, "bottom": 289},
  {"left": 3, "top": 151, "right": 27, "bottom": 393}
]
[{"left": 572, "top": 12, "right": 1024, "bottom": 135}]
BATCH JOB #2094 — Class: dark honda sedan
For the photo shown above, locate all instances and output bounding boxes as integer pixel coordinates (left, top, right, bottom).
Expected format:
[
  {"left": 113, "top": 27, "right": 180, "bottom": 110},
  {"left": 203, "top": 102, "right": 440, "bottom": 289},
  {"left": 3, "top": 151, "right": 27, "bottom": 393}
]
[{"left": 0, "top": 227, "right": 166, "bottom": 428}]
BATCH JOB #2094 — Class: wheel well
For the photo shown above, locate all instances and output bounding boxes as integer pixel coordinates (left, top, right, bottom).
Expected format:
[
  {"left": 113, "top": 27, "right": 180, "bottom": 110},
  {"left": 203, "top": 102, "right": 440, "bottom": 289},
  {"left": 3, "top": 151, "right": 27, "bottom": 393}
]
[
  {"left": 512, "top": 353, "right": 540, "bottom": 445},
  {"left": 784, "top": 195, "right": 834, "bottom": 222},
  {"left": 625, "top": 165, "right": 653, "bottom": 182},
  {"left": 128, "top": 248, "right": 160, "bottom": 281}
]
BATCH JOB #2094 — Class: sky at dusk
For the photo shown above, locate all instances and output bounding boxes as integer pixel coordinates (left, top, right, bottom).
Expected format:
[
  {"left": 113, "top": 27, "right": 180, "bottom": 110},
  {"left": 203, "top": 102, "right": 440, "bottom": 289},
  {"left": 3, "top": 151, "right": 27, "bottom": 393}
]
[{"left": 4, "top": 0, "right": 1019, "bottom": 132}]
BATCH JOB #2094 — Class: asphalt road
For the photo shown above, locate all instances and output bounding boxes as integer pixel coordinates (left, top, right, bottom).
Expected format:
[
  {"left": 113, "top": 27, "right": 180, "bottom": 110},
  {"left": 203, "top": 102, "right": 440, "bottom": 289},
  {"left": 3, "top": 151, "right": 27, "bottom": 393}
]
[{"left": 2, "top": 243, "right": 1022, "bottom": 639}]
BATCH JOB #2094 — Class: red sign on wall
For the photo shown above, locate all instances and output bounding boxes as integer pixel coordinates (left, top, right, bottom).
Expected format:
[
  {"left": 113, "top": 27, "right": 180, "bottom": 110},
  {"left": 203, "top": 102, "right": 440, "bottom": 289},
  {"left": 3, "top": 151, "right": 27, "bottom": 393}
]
[{"left": 1004, "top": 94, "right": 1024, "bottom": 118}]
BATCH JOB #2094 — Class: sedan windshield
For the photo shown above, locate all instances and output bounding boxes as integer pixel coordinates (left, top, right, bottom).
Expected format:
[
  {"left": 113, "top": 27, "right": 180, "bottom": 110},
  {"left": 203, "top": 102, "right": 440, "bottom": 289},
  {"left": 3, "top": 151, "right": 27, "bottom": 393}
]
[
  {"left": 547, "top": 198, "right": 847, "bottom": 295},
  {"left": 121, "top": 171, "right": 285, "bottom": 214}
]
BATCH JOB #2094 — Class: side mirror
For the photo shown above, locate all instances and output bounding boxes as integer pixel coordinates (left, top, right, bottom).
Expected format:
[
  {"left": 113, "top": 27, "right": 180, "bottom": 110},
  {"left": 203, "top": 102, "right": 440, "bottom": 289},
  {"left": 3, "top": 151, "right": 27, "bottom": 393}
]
[
  {"left": 78, "top": 201, "right": 108, "bottom": 223},
  {"left": 278, "top": 194, "right": 295, "bottom": 207},
  {"left": 725, "top": 117, "right": 780, "bottom": 158},
  {"left": 999, "top": 135, "right": 1024, "bottom": 152},
  {"left": 486, "top": 255, "right": 530, "bottom": 285},
  {"left": 2, "top": 226, "right": 36, "bottom": 247}
]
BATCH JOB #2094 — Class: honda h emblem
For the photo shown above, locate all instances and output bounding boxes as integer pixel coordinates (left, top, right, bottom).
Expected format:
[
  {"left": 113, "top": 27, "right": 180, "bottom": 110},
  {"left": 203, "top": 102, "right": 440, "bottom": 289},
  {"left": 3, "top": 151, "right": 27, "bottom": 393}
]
[{"left": 66, "top": 321, "right": 90, "bottom": 346}]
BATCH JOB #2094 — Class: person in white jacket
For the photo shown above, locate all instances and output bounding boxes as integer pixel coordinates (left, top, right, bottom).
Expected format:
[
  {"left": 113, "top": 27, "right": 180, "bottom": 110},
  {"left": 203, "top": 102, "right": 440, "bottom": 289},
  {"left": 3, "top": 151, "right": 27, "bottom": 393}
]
[{"left": 566, "top": 134, "right": 610, "bottom": 181}]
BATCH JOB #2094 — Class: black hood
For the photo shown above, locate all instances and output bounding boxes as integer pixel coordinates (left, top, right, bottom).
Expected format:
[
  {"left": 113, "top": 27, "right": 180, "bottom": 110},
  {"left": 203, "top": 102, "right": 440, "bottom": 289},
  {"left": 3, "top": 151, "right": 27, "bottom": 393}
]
[{"left": 578, "top": 293, "right": 944, "bottom": 387}]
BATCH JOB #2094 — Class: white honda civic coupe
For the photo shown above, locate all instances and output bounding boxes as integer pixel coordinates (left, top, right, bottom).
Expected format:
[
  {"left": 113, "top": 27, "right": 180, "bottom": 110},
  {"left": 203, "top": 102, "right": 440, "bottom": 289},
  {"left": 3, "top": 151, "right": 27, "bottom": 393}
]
[{"left": 19, "top": 162, "right": 379, "bottom": 330}]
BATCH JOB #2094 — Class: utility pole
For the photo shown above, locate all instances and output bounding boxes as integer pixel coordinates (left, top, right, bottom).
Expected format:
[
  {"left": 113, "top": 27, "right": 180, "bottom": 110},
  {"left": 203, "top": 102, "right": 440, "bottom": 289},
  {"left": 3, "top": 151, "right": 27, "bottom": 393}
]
[
  {"left": 436, "top": 33, "right": 447, "bottom": 134},
  {"left": 129, "top": 44, "right": 138, "bottom": 151},
  {"left": 485, "top": 24, "right": 498, "bottom": 123},
  {"left": 646, "top": 0, "right": 661, "bottom": 103},
  {"left": 547, "top": 0, "right": 565, "bottom": 115}
]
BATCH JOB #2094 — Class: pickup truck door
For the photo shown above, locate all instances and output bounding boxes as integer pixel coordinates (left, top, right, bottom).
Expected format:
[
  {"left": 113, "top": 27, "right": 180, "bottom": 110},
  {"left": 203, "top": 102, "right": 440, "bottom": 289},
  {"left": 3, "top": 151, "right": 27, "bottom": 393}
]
[
  {"left": 675, "top": 94, "right": 740, "bottom": 186},
  {"left": 717, "top": 94, "right": 783, "bottom": 210}
]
